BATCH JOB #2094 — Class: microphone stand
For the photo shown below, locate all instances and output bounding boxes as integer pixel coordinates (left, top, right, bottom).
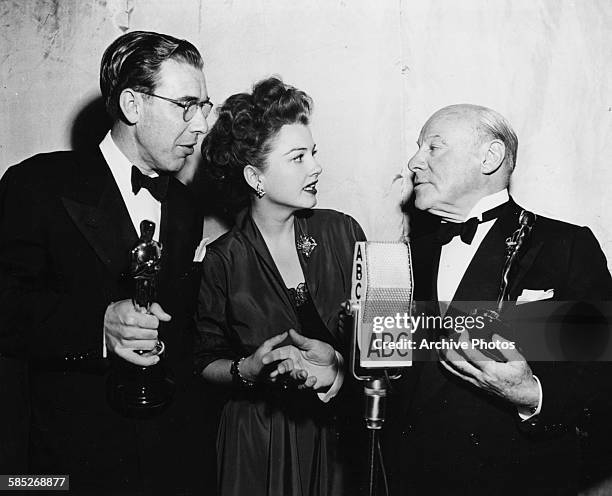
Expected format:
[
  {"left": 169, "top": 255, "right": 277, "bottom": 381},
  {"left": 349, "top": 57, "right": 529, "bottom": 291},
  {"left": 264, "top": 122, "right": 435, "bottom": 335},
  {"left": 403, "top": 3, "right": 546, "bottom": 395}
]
[
  {"left": 347, "top": 301, "right": 398, "bottom": 496},
  {"left": 364, "top": 377, "right": 388, "bottom": 496}
]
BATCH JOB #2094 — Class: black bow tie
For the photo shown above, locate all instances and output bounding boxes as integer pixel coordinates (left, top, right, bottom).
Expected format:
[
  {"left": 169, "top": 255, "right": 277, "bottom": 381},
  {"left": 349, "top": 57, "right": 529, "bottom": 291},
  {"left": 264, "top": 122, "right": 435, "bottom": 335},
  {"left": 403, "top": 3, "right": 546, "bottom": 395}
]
[
  {"left": 131, "top": 166, "right": 169, "bottom": 202},
  {"left": 436, "top": 201, "right": 509, "bottom": 245}
]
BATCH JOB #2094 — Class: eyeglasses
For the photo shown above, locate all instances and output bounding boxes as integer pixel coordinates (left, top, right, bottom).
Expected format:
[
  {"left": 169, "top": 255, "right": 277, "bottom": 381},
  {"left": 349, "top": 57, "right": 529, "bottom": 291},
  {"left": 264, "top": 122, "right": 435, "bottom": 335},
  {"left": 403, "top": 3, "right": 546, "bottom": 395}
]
[{"left": 139, "top": 92, "right": 213, "bottom": 121}]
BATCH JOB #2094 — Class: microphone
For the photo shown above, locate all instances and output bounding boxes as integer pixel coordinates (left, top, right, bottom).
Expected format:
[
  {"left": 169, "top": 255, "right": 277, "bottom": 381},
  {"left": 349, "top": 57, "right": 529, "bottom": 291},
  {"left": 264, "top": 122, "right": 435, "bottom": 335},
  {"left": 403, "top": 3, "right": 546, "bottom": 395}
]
[
  {"left": 345, "top": 241, "right": 414, "bottom": 495},
  {"left": 349, "top": 241, "right": 414, "bottom": 372},
  {"left": 346, "top": 241, "right": 414, "bottom": 430}
]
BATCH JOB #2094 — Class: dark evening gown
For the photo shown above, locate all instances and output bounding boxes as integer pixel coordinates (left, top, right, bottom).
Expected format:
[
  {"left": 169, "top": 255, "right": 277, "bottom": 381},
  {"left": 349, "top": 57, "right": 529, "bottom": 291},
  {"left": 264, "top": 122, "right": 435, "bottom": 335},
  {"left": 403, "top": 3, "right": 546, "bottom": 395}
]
[
  {"left": 195, "top": 208, "right": 366, "bottom": 496},
  {"left": 216, "top": 284, "right": 339, "bottom": 496}
]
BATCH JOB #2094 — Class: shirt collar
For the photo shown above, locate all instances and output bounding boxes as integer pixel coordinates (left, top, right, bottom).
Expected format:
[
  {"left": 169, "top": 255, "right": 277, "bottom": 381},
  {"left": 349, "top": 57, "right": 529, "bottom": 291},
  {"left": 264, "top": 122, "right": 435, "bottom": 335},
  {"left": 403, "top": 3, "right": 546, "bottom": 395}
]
[
  {"left": 99, "top": 131, "right": 158, "bottom": 185},
  {"left": 99, "top": 131, "right": 133, "bottom": 191},
  {"left": 464, "top": 189, "right": 509, "bottom": 221}
]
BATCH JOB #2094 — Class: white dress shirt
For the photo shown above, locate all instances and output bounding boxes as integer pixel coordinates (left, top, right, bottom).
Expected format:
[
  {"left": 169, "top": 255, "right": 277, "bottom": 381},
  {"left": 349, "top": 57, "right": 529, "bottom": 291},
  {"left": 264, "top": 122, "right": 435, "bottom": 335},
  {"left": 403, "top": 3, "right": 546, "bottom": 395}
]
[
  {"left": 435, "top": 189, "right": 542, "bottom": 419},
  {"left": 99, "top": 131, "right": 162, "bottom": 242},
  {"left": 437, "top": 189, "right": 509, "bottom": 313},
  {"left": 99, "top": 131, "right": 162, "bottom": 358}
]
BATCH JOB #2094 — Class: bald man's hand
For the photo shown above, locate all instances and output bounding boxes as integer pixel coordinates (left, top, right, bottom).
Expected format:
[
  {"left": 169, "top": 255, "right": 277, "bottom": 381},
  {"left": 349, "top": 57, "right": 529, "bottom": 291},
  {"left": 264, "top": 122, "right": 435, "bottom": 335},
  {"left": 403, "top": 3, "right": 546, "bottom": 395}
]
[{"left": 439, "top": 330, "right": 540, "bottom": 411}]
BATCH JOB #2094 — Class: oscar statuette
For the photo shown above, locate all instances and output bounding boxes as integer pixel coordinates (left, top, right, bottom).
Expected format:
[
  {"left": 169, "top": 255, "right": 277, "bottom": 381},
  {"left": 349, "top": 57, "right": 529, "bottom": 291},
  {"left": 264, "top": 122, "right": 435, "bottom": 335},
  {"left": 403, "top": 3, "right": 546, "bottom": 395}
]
[
  {"left": 468, "top": 210, "right": 537, "bottom": 361},
  {"left": 107, "top": 220, "right": 176, "bottom": 417}
]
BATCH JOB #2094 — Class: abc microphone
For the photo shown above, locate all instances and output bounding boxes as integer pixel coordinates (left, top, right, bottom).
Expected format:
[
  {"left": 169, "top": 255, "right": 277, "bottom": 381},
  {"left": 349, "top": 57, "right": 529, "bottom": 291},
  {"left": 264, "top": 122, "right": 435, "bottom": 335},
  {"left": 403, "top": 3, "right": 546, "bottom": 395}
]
[
  {"left": 347, "top": 241, "right": 414, "bottom": 429},
  {"left": 346, "top": 241, "right": 414, "bottom": 496}
]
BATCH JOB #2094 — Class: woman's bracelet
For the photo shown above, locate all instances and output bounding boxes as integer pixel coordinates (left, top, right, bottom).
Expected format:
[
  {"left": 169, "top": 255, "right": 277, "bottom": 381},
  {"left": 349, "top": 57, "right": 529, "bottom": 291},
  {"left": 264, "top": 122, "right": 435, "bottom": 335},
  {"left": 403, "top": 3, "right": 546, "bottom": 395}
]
[{"left": 230, "top": 357, "right": 256, "bottom": 388}]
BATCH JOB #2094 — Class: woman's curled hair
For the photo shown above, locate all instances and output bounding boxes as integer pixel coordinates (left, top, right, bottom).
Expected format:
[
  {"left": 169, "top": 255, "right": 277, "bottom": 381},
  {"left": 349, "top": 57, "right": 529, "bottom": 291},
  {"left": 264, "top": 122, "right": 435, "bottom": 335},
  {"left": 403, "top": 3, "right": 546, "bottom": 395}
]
[{"left": 201, "top": 77, "right": 313, "bottom": 216}]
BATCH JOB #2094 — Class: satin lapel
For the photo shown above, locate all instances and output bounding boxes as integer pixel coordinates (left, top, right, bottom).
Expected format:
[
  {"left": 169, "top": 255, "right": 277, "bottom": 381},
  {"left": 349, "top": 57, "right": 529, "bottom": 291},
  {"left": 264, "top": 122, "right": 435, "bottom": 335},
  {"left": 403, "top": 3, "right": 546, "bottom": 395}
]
[
  {"left": 411, "top": 202, "right": 524, "bottom": 412},
  {"left": 61, "top": 148, "right": 137, "bottom": 280},
  {"left": 412, "top": 201, "right": 526, "bottom": 412},
  {"left": 236, "top": 210, "right": 296, "bottom": 315},
  {"left": 506, "top": 222, "right": 544, "bottom": 301},
  {"left": 451, "top": 201, "right": 522, "bottom": 304},
  {"left": 411, "top": 230, "right": 441, "bottom": 304},
  {"left": 406, "top": 232, "right": 443, "bottom": 412},
  {"left": 159, "top": 179, "right": 200, "bottom": 282}
]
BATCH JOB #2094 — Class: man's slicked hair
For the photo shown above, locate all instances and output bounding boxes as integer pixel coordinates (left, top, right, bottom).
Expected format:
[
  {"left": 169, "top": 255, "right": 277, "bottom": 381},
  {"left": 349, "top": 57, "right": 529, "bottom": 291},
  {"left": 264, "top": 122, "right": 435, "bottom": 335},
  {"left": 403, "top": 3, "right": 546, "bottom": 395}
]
[
  {"left": 432, "top": 104, "right": 519, "bottom": 171},
  {"left": 474, "top": 105, "right": 518, "bottom": 171},
  {"left": 100, "top": 30, "right": 203, "bottom": 121}
]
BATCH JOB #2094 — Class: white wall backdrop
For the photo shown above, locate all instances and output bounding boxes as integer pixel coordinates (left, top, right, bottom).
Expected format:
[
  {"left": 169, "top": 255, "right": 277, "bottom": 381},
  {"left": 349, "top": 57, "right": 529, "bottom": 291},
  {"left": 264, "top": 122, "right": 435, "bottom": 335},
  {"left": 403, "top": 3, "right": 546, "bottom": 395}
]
[{"left": 1, "top": 0, "right": 611, "bottom": 264}]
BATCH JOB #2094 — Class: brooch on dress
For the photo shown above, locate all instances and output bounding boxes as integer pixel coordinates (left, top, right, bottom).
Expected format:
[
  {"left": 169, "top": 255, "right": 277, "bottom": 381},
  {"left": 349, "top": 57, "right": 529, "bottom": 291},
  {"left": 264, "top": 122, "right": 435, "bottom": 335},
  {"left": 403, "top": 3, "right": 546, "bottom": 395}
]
[{"left": 297, "top": 234, "right": 317, "bottom": 258}]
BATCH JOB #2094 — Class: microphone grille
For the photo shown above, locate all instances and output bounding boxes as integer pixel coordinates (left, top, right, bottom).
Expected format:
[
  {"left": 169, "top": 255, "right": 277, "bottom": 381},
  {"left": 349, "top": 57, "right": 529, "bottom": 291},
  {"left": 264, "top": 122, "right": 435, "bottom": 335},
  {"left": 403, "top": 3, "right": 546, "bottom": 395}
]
[{"left": 362, "top": 242, "right": 413, "bottom": 322}]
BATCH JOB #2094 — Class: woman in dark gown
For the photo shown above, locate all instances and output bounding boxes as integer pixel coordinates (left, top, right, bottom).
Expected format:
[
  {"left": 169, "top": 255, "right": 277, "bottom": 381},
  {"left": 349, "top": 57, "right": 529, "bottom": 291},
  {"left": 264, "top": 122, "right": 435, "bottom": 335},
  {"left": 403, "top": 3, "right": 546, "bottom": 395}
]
[{"left": 194, "top": 77, "right": 366, "bottom": 496}]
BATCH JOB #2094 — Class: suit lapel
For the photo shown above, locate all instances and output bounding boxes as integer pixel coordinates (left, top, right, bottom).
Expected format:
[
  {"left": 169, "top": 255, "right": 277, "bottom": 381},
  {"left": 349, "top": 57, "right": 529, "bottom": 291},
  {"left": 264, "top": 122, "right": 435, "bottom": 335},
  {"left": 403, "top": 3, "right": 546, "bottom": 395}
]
[
  {"left": 61, "top": 147, "right": 137, "bottom": 281},
  {"left": 159, "top": 179, "right": 199, "bottom": 282},
  {"left": 506, "top": 237, "right": 544, "bottom": 302},
  {"left": 405, "top": 233, "right": 442, "bottom": 412},
  {"left": 410, "top": 200, "right": 535, "bottom": 412},
  {"left": 450, "top": 200, "right": 543, "bottom": 305},
  {"left": 451, "top": 201, "right": 521, "bottom": 304},
  {"left": 411, "top": 230, "right": 441, "bottom": 304}
]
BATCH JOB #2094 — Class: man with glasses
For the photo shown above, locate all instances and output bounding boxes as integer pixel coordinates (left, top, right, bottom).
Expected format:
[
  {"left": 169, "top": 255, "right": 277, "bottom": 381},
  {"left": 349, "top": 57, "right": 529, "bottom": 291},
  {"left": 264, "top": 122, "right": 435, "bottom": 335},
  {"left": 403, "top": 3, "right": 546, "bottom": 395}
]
[{"left": 0, "top": 31, "right": 216, "bottom": 494}]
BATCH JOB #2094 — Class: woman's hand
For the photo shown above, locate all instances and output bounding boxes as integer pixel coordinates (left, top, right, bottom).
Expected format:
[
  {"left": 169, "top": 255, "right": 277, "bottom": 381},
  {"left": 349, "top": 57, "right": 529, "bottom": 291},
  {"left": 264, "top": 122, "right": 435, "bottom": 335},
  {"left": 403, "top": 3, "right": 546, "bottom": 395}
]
[
  {"left": 239, "top": 332, "right": 288, "bottom": 382},
  {"left": 261, "top": 329, "right": 339, "bottom": 390}
]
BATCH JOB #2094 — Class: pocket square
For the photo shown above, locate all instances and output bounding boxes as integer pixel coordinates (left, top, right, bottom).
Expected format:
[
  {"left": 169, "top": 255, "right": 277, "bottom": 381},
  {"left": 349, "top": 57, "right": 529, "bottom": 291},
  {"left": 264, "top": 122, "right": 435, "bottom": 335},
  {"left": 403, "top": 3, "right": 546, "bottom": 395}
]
[
  {"left": 516, "top": 288, "right": 554, "bottom": 305},
  {"left": 193, "top": 237, "right": 210, "bottom": 262}
]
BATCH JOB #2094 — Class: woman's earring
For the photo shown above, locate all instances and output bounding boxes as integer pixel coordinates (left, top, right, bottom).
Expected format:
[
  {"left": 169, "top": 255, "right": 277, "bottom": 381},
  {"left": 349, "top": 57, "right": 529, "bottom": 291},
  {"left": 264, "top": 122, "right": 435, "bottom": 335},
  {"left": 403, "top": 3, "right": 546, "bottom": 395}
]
[{"left": 255, "top": 181, "right": 266, "bottom": 199}]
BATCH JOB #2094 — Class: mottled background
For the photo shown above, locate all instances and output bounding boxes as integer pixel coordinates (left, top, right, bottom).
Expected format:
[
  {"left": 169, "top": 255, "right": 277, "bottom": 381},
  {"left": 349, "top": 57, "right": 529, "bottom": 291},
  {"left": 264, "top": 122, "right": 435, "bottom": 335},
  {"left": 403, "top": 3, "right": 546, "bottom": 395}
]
[{"left": 1, "top": 0, "right": 611, "bottom": 263}]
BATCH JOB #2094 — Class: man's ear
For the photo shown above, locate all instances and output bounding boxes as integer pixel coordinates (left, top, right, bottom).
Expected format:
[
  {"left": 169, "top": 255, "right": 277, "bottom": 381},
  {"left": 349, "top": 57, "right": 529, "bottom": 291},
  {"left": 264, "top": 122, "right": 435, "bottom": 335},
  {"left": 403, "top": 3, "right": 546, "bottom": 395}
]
[
  {"left": 243, "top": 164, "right": 262, "bottom": 191},
  {"left": 481, "top": 139, "right": 506, "bottom": 175},
  {"left": 118, "top": 88, "right": 141, "bottom": 124}
]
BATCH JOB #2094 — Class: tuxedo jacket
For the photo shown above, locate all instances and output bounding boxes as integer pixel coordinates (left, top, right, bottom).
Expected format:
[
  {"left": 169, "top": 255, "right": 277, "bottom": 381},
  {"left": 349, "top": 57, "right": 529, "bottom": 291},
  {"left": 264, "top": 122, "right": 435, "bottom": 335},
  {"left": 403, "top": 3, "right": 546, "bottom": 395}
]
[
  {"left": 387, "top": 200, "right": 612, "bottom": 495},
  {"left": 0, "top": 148, "right": 216, "bottom": 495}
]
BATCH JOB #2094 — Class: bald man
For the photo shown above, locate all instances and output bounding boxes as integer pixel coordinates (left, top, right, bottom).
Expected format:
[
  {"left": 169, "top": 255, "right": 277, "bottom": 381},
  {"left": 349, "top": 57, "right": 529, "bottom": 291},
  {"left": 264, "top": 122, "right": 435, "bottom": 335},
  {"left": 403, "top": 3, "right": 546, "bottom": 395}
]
[{"left": 388, "top": 104, "right": 612, "bottom": 495}]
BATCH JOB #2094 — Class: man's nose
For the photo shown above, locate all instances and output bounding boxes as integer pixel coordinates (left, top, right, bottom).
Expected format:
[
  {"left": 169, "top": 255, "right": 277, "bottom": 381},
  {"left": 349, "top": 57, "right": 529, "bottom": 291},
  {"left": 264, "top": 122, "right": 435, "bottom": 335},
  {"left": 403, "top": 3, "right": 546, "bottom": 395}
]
[
  {"left": 188, "top": 107, "right": 209, "bottom": 135},
  {"left": 407, "top": 150, "right": 425, "bottom": 172}
]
